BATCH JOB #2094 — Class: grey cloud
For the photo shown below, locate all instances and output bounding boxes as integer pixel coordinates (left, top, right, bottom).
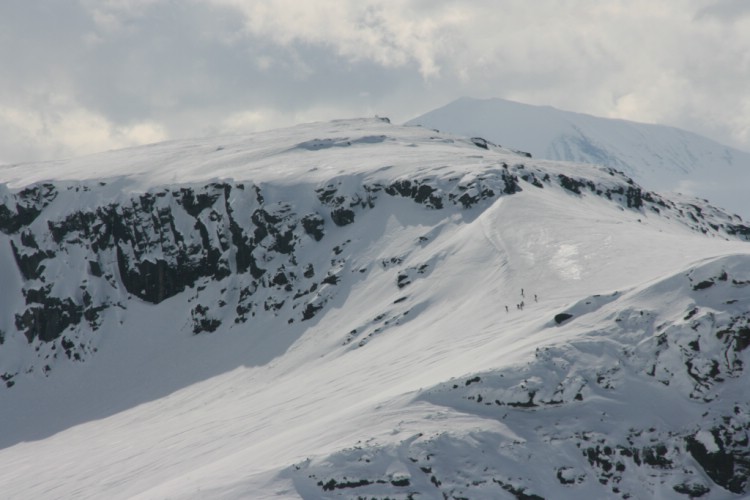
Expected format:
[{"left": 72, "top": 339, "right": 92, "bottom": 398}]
[
  {"left": 696, "top": 0, "right": 750, "bottom": 22},
  {"left": 0, "top": 1, "right": 749, "bottom": 164}
]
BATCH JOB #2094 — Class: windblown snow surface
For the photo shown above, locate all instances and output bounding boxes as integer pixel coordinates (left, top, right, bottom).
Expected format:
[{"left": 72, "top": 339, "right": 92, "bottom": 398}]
[
  {"left": 1, "top": 118, "right": 750, "bottom": 499},
  {"left": 408, "top": 97, "right": 750, "bottom": 220}
]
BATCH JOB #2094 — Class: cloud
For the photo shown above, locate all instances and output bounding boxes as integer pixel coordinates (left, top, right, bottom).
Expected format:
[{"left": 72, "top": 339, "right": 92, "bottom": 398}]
[
  {"left": 696, "top": 0, "right": 750, "bottom": 23},
  {"left": 0, "top": 97, "right": 167, "bottom": 163},
  {"left": 208, "top": 0, "right": 466, "bottom": 78},
  {"left": 0, "top": 1, "right": 748, "bottom": 164}
]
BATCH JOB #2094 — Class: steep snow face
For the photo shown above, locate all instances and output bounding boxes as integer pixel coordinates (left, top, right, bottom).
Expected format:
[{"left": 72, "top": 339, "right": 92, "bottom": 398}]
[
  {"left": 0, "top": 118, "right": 750, "bottom": 499},
  {"left": 294, "top": 255, "right": 750, "bottom": 499},
  {"left": 407, "top": 97, "right": 750, "bottom": 219}
]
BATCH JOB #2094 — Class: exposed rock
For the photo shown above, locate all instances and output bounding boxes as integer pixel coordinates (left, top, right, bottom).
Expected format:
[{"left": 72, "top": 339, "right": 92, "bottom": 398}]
[
  {"left": 15, "top": 296, "right": 83, "bottom": 343},
  {"left": 330, "top": 207, "right": 355, "bottom": 226},
  {"left": 554, "top": 313, "right": 574, "bottom": 324},
  {"left": 301, "top": 214, "right": 325, "bottom": 241}
]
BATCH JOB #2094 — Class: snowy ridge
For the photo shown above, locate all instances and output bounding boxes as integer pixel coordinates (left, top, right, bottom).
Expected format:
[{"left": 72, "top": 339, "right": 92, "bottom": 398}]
[
  {"left": 407, "top": 97, "right": 750, "bottom": 219},
  {"left": 1, "top": 118, "right": 749, "bottom": 499},
  {"left": 2, "top": 125, "right": 748, "bottom": 379}
]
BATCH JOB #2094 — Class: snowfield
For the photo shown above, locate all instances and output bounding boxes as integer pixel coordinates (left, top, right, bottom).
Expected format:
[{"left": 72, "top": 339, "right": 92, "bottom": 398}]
[{"left": 0, "top": 118, "right": 749, "bottom": 499}]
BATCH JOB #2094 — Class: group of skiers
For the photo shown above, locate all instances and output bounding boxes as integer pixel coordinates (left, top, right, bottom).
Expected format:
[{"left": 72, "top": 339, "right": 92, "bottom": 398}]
[{"left": 505, "top": 288, "right": 537, "bottom": 312}]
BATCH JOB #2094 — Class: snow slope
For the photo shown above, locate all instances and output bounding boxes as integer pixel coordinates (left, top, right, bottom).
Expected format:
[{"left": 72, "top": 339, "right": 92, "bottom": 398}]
[
  {"left": 407, "top": 97, "right": 750, "bottom": 219},
  {"left": 1, "top": 118, "right": 750, "bottom": 499}
]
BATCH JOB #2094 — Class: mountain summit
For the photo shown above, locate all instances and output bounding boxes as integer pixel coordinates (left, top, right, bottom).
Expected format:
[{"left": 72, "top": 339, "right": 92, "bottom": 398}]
[
  {"left": 1, "top": 118, "right": 749, "bottom": 498},
  {"left": 408, "top": 97, "right": 750, "bottom": 219}
]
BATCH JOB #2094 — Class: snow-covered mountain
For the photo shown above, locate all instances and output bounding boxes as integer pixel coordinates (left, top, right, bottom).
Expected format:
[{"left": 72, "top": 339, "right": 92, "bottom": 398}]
[
  {"left": 1, "top": 118, "right": 750, "bottom": 499},
  {"left": 407, "top": 97, "right": 750, "bottom": 219}
]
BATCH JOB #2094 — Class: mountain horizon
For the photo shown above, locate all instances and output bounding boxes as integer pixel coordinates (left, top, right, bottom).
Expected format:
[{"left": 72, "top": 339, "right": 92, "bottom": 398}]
[
  {"left": 407, "top": 96, "right": 750, "bottom": 219},
  {"left": 1, "top": 118, "right": 749, "bottom": 498}
]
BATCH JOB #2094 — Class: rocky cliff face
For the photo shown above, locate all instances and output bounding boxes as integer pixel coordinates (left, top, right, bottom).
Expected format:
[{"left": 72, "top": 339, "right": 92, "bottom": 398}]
[{"left": 2, "top": 153, "right": 748, "bottom": 389}]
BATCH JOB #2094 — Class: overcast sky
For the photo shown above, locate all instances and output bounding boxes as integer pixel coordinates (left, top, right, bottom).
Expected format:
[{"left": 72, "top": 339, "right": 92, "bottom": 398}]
[{"left": 1, "top": 0, "right": 749, "bottom": 164}]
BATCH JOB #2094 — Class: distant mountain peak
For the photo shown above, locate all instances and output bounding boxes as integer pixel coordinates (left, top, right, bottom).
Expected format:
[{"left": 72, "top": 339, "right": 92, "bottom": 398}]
[{"left": 408, "top": 97, "right": 750, "bottom": 218}]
